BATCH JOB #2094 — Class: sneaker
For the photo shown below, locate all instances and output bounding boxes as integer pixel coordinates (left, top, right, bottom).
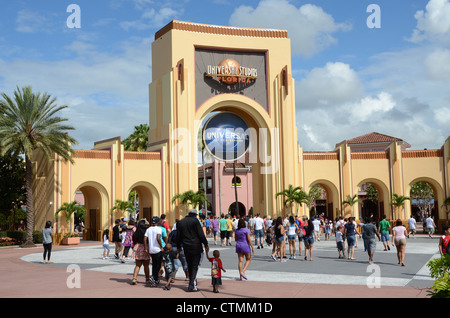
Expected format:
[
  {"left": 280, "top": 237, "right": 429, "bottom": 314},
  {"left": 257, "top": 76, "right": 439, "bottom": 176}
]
[
  {"left": 281, "top": 259, "right": 287, "bottom": 262},
  {"left": 147, "top": 277, "right": 157, "bottom": 287},
  {"left": 271, "top": 254, "right": 277, "bottom": 261}
]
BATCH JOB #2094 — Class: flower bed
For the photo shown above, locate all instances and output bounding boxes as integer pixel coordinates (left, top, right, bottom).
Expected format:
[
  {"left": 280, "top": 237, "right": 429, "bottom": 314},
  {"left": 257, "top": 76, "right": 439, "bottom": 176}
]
[{"left": 0, "top": 237, "right": 17, "bottom": 246}]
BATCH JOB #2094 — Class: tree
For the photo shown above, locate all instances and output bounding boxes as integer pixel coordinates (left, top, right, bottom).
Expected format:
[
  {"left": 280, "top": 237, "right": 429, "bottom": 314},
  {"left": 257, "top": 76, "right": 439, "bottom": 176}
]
[
  {"left": 122, "top": 124, "right": 149, "bottom": 152},
  {"left": 111, "top": 199, "right": 135, "bottom": 220},
  {"left": 441, "top": 197, "right": 450, "bottom": 219},
  {"left": 0, "top": 86, "right": 78, "bottom": 247},
  {"left": 410, "top": 182, "right": 434, "bottom": 218},
  {"left": 276, "top": 184, "right": 308, "bottom": 215},
  {"left": 390, "top": 193, "right": 410, "bottom": 219},
  {"left": 55, "top": 201, "right": 86, "bottom": 235},
  {"left": 172, "top": 190, "right": 209, "bottom": 213},
  {"left": 343, "top": 194, "right": 361, "bottom": 217},
  {"left": 307, "top": 184, "right": 324, "bottom": 214}
]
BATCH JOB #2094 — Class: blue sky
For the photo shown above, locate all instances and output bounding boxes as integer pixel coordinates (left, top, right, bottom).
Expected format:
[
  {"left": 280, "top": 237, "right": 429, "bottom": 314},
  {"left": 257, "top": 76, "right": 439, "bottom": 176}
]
[{"left": 0, "top": 0, "right": 449, "bottom": 151}]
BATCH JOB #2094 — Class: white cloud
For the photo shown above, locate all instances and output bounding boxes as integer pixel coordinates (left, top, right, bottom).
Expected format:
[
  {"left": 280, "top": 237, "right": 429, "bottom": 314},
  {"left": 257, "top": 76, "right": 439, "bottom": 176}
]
[
  {"left": 425, "top": 48, "right": 450, "bottom": 81},
  {"left": 345, "top": 92, "right": 396, "bottom": 123},
  {"left": 120, "top": 6, "right": 181, "bottom": 31},
  {"left": 296, "top": 62, "right": 363, "bottom": 109},
  {"left": 15, "top": 9, "right": 53, "bottom": 33},
  {"left": 229, "top": 0, "right": 351, "bottom": 57},
  {"left": 409, "top": 0, "right": 450, "bottom": 44}
]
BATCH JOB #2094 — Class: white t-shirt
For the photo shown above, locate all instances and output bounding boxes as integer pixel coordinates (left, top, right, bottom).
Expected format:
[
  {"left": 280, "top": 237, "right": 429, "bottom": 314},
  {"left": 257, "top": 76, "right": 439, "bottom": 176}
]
[
  {"left": 312, "top": 219, "right": 321, "bottom": 232},
  {"left": 426, "top": 217, "right": 435, "bottom": 229},
  {"left": 254, "top": 217, "right": 264, "bottom": 230},
  {"left": 145, "top": 226, "right": 162, "bottom": 254},
  {"left": 408, "top": 218, "right": 416, "bottom": 230}
]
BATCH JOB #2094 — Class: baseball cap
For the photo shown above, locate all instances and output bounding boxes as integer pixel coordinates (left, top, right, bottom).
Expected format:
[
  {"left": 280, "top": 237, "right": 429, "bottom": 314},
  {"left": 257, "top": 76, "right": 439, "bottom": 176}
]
[
  {"left": 152, "top": 216, "right": 160, "bottom": 224},
  {"left": 188, "top": 209, "right": 198, "bottom": 215}
]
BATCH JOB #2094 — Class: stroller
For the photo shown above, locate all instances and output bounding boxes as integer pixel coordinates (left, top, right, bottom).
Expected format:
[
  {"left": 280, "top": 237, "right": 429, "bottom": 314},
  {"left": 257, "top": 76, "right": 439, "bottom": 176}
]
[{"left": 265, "top": 226, "right": 273, "bottom": 246}]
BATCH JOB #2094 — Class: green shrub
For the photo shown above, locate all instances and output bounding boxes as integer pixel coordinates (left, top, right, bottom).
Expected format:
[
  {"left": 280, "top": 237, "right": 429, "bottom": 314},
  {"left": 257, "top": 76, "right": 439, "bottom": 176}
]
[{"left": 427, "top": 254, "right": 450, "bottom": 298}]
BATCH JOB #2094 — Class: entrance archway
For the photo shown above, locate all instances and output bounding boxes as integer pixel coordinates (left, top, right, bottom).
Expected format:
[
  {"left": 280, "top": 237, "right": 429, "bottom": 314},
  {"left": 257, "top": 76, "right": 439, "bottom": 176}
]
[
  {"left": 75, "top": 182, "right": 109, "bottom": 241},
  {"left": 356, "top": 179, "right": 389, "bottom": 222},
  {"left": 229, "top": 202, "right": 246, "bottom": 217},
  {"left": 127, "top": 181, "right": 160, "bottom": 223},
  {"left": 308, "top": 180, "right": 339, "bottom": 220},
  {"left": 196, "top": 96, "right": 273, "bottom": 217}
]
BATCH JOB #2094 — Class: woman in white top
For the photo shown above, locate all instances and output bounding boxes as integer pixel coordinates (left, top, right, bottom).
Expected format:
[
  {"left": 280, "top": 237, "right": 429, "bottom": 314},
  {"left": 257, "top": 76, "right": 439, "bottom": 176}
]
[
  {"left": 287, "top": 216, "right": 299, "bottom": 259},
  {"left": 392, "top": 219, "right": 408, "bottom": 266}
]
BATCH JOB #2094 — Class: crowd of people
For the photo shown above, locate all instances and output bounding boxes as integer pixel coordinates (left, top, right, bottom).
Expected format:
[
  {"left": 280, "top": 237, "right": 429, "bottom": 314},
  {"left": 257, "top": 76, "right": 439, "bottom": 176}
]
[{"left": 96, "top": 211, "right": 449, "bottom": 293}]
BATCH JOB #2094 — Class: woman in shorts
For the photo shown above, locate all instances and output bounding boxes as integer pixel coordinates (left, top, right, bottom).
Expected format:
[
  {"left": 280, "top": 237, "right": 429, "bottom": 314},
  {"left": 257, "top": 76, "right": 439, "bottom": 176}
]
[
  {"left": 303, "top": 219, "right": 315, "bottom": 261},
  {"left": 392, "top": 219, "right": 408, "bottom": 266}
]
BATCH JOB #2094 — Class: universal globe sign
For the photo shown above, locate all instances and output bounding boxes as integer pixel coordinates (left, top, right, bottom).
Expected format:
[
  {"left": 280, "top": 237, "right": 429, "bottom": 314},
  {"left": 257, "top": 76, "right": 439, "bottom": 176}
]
[{"left": 202, "top": 112, "right": 250, "bottom": 162}]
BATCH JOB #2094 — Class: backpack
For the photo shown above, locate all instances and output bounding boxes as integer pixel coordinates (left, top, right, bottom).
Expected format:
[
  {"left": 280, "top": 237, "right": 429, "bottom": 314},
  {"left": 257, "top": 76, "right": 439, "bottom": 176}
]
[{"left": 442, "top": 235, "right": 450, "bottom": 255}]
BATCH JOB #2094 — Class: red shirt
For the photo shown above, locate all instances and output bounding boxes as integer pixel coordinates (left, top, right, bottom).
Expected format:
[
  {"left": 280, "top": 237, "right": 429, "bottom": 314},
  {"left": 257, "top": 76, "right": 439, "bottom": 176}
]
[{"left": 208, "top": 257, "right": 223, "bottom": 278}]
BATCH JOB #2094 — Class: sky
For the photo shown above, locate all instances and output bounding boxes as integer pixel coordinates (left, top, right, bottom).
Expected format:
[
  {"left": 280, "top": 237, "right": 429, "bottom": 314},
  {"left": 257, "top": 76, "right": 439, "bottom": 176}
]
[{"left": 0, "top": 0, "right": 449, "bottom": 151}]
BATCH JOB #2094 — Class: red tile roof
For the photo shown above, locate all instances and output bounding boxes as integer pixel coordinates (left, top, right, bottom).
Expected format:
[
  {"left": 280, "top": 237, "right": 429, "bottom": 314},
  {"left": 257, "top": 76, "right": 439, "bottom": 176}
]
[{"left": 346, "top": 132, "right": 404, "bottom": 144}]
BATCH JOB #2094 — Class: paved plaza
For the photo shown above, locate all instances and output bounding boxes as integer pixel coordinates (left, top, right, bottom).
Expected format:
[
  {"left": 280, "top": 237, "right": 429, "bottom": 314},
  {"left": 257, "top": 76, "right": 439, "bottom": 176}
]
[{"left": 0, "top": 231, "right": 440, "bottom": 303}]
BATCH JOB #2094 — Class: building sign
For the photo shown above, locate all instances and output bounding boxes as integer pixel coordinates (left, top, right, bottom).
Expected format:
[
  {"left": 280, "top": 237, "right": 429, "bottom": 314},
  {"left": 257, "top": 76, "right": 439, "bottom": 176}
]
[
  {"left": 195, "top": 48, "right": 267, "bottom": 111},
  {"left": 202, "top": 112, "right": 250, "bottom": 162},
  {"left": 205, "top": 58, "right": 258, "bottom": 85}
]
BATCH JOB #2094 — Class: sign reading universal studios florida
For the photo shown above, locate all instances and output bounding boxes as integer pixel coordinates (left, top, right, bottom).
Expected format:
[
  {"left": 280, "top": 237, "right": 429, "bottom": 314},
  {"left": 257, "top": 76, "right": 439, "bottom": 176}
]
[
  {"left": 205, "top": 58, "right": 258, "bottom": 84},
  {"left": 202, "top": 112, "right": 250, "bottom": 162}
]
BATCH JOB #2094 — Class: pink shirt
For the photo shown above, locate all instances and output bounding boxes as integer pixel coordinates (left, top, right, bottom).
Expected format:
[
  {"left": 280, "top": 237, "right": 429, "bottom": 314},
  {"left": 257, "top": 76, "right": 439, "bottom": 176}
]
[{"left": 393, "top": 226, "right": 407, "bottom": 239}]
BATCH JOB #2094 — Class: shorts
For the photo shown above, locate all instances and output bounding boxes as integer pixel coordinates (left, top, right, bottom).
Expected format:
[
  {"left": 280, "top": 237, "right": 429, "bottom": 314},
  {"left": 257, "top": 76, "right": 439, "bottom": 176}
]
[
  {"left": 336, "top": 241, "right": 344, "bottom": 251},
  {"left": 365, "top": 239, "right": 377, "bottom": 253},
  {"left": 287, "top": 234, "right": 296, "bottom": 240},
  {"left": 427, "top": 227, "right": 435, "bottom": 234},
  {"left": 212, "top": 276, "right": 222, "bottom": 286},
  {"left": 409, "top": 229, "right": 416, "bottom": 234},
  {"left": 213, "top": 230, "right": 219, "bottom": 237},
  {"left": 346, "top": 235, "right": 355, "bottom": 247},
  {"left": 381, "top": 232, "right": 390, "bottom": 242},
  {"left": 103, "top": 243, "right": 110, "bottom": 252},
  {"left": 303, "top": 236, "right": 314, "bottom": 248},
  {"left": 220, "top": 231, "right": 227, "bottom": 240},
  {"left": 394, "top": 238, "right": 406, "bottom": 246},
  {"left": 254, "top": 229, "right": 264, "bottom": 239},
  {"left": 226, "top": 231, "right": 233, "bottom": 239},
  {"left": 275, "top": 236, "right": 285, "bottom": 242}
]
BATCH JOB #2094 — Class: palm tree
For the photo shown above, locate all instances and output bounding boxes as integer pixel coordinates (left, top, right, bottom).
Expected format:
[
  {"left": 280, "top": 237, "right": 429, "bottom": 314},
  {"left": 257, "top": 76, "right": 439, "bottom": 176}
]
[
  {"left": 0, "top": 86, "right": 78, "bottom": 247},
  {"left": 390, "top": 193, "right": 410, "bottom": 219},
  {"left": 442, "top": 197, "right": 450, "bottom": 219},
  {"left": 172, "top": 190, "right": 209, "bottom": 214},
  {"left": 111, "top": 199, "right": 135, "bottom": 220},
  {"left": 122, "top": 124, "right": 149, "bottom": 152},
  {"left": 55, "top": 201, "right": 86, "bottom": 235},
  {"left": 276, "top": 184, "right": 304, "bottom": 215},
  {"left": 343, "top": 194, "right": 361, "bottom": 217}
]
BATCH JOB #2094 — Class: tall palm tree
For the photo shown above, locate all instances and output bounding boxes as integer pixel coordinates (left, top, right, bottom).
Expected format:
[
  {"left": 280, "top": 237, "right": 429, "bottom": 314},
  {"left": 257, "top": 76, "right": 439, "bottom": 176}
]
[
  {"left": 390, "top": 193, "right": 410, "bottom": 219},
  {"left": 122, "top": 124, "right": 149, "bottom": 152},
  {"left": 276, "top": 184, "right": 304, "bottom": 215},
  {"left": 55, "top": 201, "right": 86, "bottom": 235},
  {"left": 0, "top": 86, "right": 78, "bottom": 247},
  {"left": 343, "top": 194, "right": 361, "bottom": 217},
  {"left": 111, "top": 199, "right": 135, "bottom": 220}
]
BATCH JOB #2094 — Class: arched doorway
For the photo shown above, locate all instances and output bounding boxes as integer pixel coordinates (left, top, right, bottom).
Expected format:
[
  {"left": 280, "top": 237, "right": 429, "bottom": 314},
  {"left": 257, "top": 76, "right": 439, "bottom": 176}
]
[
  {"left": 229, "top": 202, "right": 246, "bottom": 217},
  {"left": 196, "top": 97, "right": 273, "bottom": 218},
  {"left": 127, "top": 181, "right": 160, "bottom": 224},
  {"left": 408, "top": 178, "right": 444, "bottom": 230},
  {"left": 308, "top": 180, "right": 339, "bottom": 221},
  {"left": 356, "top": 179, "right": 389, "bottom": 222},
  {"left": 75, "top": 182, "right": 109, "bottom": 241}
]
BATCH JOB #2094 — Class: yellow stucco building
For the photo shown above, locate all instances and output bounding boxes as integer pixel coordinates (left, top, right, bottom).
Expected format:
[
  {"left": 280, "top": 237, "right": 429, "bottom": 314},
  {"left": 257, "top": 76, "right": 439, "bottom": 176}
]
[{"left": 32, "top": 21, "right": 450, "bottom": 243}]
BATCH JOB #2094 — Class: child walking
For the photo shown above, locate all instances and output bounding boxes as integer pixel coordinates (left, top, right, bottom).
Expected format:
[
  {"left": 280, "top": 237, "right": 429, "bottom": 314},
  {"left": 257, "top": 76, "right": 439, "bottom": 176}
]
[
  {"left": 103, "top": 229, "right": 110, "bottom": 259},
  {"left": 336, "top": 226, "right": 345, "bottom": 259},
  {"left": 162, "top": 243, "right": 177, "bottom": 290},
  {"left": 207, "top": 250, "right": 226, "bottom": 293}
]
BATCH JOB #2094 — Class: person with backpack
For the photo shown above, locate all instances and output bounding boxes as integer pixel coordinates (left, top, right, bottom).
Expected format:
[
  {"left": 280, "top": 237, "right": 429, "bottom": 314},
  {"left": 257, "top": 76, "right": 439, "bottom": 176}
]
[{"left": 439, "top": 225, "right": 450, "bottom": 256}]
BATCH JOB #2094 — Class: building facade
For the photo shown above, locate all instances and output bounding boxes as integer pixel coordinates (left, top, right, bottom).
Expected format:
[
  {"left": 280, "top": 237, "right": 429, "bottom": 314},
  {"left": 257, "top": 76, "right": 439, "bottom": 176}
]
[{"left": 32, "top": 20, "right": 450, "bottom": 243}]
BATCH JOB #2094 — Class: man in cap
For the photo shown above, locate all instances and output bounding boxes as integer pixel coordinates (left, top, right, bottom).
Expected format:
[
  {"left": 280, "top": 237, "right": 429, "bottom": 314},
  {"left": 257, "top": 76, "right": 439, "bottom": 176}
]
[
  {"left": 176, "top": 209, "right": 209, "bottom": 292},
  {"left": 144, "top": 216, "right": 163, "bottom": 286}
]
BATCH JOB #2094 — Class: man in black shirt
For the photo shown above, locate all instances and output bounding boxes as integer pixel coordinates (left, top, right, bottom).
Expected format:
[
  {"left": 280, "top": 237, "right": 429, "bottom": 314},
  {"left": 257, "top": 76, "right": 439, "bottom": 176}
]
[{"left": 176, "top": 209, "right": 209, "bottom": 292}]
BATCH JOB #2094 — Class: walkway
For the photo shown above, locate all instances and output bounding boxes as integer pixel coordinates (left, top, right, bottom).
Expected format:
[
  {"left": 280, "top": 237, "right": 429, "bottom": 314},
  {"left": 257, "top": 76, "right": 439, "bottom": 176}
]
[{"left": 0, "top": 233, "right": 439, "bottom": 302}]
